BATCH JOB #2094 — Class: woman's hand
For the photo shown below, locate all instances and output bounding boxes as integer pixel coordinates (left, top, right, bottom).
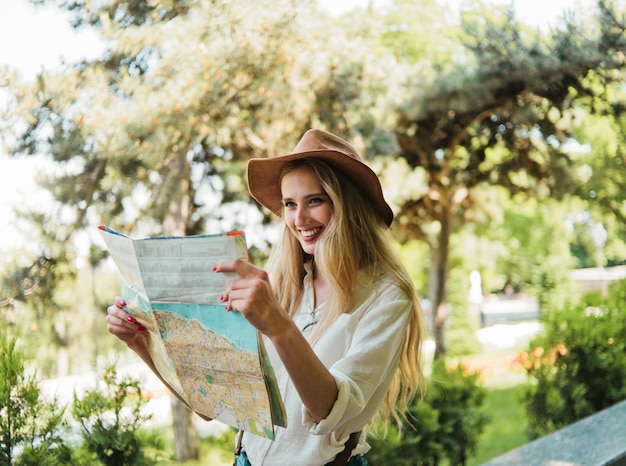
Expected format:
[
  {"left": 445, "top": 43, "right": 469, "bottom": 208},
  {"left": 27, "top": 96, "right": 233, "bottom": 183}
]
[
  {"left": 105, "top": 297, "right": 205, "bottom": 414},
  {"left": 214, "top": 259, "right": 338, "bottom": 421},
  {"left": 213, "top": 259, "right": 292, "bottom": 339},
  {"left": 106, "top": 296, "right": 148, "bottom": 352}
]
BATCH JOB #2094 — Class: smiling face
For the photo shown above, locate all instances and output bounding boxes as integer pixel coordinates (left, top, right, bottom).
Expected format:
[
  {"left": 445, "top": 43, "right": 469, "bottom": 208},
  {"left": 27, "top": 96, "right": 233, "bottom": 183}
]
[{"left": 281, "top": 164, "right": 334, "bottom": 255}]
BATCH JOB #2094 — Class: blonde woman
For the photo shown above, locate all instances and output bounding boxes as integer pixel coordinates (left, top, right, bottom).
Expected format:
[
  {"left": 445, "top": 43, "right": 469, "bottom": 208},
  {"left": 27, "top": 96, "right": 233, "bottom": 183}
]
[{"left": 107, "top": 129, "right": 426, "bottom": 465}]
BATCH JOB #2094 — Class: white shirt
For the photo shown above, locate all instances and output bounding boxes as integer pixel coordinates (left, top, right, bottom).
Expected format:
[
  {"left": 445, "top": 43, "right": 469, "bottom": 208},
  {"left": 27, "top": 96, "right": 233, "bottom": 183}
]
[{"left": 241, "top": 270, "right": 411, "bottom": 465}]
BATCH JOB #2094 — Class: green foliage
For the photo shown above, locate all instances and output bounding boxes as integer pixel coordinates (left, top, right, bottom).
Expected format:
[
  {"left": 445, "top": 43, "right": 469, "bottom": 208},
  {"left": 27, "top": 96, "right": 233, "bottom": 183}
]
[
  {"left": 476, "top": 196, "right": 577, "bottom": 312},
  {"left": 71, "top": 364, "right": 165, "bottom": 466},
  {"left": 368, "top": 359, "right": 488, "bottom": 466},
  {"left": 389, "top": 0, "right": 626, "bottom": 355},
  {"left": 376, "top": 0, "right": 460, "bottom": 66},
  {"left": 445, "top": 266, "right": 482, "bottom": 357},
  {"left": 571, "top": 107, "right": 626, "bottom": 249},
  {"left": 203, "top": 428, "right": 237, "bottom": 458},
  {"left": 14, "top": 440, "right": 75, "bottom": 466},
  {"left": 0, "top": 339, "right": 168, "bottom": 465},
  {"left": 519, "top": 279, "right": 626, "bottom": 439},
  {"left": 0, "top": 331, "right": 72, "bottom": 465}
]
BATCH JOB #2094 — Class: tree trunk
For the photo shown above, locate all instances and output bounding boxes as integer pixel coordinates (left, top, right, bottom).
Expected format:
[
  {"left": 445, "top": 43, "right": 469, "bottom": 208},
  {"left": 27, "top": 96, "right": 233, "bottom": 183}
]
[
  {"left": 163, "top": 151, "right": 200, "bottom": 461},
  {"left": 431, "top": 207, "right": 451, "bottom": 359},
  {"left": 171, "top": 395, "right": 200, "bottom": 461}
]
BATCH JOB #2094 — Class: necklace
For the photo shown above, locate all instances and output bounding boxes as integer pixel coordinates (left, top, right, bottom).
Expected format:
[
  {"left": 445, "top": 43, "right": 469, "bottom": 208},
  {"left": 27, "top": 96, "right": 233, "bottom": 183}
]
[
  {"left": 301, "top": 258, "right": 320, "bottom": 332},
  {"left": 301, "top": 307, "right": 318, "bottom": 333}
]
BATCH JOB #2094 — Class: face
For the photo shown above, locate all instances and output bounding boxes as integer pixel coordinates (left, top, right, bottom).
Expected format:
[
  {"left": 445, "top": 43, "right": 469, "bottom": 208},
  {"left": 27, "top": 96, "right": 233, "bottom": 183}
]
[{"left": 281, "top": 165, "right": 334, "bottom": 255}]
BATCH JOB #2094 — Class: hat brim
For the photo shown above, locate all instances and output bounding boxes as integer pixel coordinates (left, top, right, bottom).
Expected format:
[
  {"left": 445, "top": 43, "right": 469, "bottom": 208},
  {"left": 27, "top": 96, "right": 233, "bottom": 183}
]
[{"left": 247, "top": 149, "right": 393, "bottom": 226}]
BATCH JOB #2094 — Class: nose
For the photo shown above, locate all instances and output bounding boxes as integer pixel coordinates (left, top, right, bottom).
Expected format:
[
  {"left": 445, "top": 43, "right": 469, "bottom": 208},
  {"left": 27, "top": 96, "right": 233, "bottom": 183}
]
[{"left": 295, "top": 205, "right": 309, "bottom": 226}]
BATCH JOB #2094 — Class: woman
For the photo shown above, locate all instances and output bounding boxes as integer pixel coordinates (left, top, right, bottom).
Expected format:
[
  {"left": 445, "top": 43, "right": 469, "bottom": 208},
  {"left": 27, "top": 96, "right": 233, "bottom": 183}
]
[{"left": 107, "top": 129, "right": 426, "bottom": 465}]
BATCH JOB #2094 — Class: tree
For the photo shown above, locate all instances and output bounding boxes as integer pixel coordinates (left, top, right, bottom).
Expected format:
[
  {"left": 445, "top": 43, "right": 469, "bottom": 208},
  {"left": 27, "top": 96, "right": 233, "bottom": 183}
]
[
  {"left": 0, "top": 233, "right": 77, "bottom": 377},
  {"left": 384, "top": 0, "right": 626, "bottom": 357},
  {"left": 568, "top": 98, "right": 626, "bottom": 265}
]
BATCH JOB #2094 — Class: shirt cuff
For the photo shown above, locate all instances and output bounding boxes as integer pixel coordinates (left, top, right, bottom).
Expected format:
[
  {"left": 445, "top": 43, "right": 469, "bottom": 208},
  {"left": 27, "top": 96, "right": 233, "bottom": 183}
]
[{"left": 301, "top": 372, "right": 363, "bottom": 438}]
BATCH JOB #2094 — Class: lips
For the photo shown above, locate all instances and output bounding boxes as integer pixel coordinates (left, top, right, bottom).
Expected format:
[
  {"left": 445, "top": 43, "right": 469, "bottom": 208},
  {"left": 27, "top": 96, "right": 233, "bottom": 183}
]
[{"left": 301, "top": 227, "right": 322, "bottom": 239}]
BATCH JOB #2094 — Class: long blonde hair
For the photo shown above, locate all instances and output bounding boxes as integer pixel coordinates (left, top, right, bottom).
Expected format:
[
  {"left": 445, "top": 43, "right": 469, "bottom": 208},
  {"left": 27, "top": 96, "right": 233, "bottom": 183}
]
[{"left": 265, "top": 159, "right": 426, "bottom": 430}]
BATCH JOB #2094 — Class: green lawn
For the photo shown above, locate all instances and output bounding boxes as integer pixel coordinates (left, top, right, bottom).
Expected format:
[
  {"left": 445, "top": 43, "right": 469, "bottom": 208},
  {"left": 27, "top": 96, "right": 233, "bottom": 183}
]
[
  {"left": 469, "top": 383, "right": 529, "bottom": 465},
  {"left": 458, "top": 342, "right": 533, "bottom": 465}
]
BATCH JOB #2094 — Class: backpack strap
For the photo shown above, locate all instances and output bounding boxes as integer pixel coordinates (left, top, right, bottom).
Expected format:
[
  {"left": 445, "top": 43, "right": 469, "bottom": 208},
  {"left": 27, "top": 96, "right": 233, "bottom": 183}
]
[
  {"left": 234, "top": 430, "right": 244, "bottom": 455},
  {"left": 330, "top": 431, "right": 362, "bottom": 466}
]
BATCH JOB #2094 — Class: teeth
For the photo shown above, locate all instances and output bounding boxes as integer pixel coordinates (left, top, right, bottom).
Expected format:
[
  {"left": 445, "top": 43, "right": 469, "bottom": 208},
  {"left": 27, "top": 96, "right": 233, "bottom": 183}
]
[{"left": 301, "top": 227, "right": 321, "bottom": 237}]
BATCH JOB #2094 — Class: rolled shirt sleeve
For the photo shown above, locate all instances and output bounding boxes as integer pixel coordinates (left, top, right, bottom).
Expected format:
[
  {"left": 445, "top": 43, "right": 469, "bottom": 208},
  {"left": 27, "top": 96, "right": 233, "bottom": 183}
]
[{"left": 302, "top": 284, "right": 411, "bottom": 438}]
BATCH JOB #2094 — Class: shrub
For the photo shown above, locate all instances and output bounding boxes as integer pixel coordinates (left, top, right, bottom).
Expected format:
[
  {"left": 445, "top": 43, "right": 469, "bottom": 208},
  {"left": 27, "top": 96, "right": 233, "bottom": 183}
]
[
  {"left": 72, "top": 364, "right": 165, "bottom": 466},
  {"left": 518, "top": 279, "right": 626, "bottom": 439},
  {"left": 0, "top": 331, "right": 72, "bottom": 465},
  {"left": 367, "top": 359, "right": 488, "bottom": 466}
]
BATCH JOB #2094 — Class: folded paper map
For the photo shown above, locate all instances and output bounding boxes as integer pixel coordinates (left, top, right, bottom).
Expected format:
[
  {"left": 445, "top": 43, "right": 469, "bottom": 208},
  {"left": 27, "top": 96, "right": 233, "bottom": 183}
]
[{"left": 98, "top": 226, "right": 286, "bottom": 439}]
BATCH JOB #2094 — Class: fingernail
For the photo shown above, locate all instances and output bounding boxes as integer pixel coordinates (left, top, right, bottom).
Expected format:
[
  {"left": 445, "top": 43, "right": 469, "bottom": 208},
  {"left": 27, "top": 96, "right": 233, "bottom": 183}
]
[
  {"left": 120, "top": 300, "right": 127, "bottom": 307},
  {"left": 127, "top": 315, "right": 136, "bottom": 323},
  {"left": 219, "top": 294, "right": 225, "bottom": 302},
  {"left": 137, "top": 326, "right": 146, "bottom": 332},
  {"left": 212, "top": 265, "right": 218, "bottom": 272}
]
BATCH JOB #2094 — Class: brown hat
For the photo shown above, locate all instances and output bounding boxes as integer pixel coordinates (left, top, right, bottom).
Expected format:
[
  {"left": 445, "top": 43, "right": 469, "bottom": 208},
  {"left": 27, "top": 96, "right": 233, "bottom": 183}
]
[{"left": 247, "top": 129, "right": 393, "bottom": 226}]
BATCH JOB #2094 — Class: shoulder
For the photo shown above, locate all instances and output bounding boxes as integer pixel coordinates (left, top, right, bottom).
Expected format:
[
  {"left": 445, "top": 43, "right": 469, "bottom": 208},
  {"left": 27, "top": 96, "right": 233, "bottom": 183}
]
[
  {"left": 357, "top": 268, "right": 410, "bottom": 299},
  {"left": 354, "top": 269, "right": 413, "bottom": 315}
]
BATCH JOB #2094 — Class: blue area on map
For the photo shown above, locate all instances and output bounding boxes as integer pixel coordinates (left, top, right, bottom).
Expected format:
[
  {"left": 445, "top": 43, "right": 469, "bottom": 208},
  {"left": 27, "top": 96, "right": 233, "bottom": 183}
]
[{"left": 151, "top": 303, "right": 258, "bottom": 352}]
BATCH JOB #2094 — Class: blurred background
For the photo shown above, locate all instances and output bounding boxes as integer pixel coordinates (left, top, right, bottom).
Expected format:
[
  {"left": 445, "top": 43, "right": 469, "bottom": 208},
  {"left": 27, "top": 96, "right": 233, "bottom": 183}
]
[{"left": 1, "top": 0, "right": 625, "bottom": 465}]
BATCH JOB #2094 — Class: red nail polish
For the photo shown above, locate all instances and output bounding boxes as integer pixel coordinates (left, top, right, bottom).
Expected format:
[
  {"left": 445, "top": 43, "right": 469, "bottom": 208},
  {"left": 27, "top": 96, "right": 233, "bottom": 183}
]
[
  {"left": 120, "top": 300, "right": 127, "bottom": 307},
  {"left": 137, "top": 326, "right": 146, "bottom": 332},
  {"left": 212, "top": 265, "right": 218, "bottom": 272},
  {"left": 220, "top": 295, "right": 225, "bottom": 302},
  {"left": 127, "top": 315, "right": 135, "bottom": 323}
]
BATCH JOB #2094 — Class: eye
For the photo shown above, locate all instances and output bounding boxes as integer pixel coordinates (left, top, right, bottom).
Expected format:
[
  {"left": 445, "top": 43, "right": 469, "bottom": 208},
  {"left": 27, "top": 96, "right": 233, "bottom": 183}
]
[
  {"left": 283, "top": 200, "right": 296, "bottom": 208},
  {"left": 308, "top": 197, "right": 324, "bottom": 206}
]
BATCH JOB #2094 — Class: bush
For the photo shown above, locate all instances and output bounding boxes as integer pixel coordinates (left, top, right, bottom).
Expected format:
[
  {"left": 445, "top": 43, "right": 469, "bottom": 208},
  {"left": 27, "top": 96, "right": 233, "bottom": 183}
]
[
  {"left": 518, "top": 279, "right": 626, "bottom": 439},
  {"left": 0, "top": 334, "right": 169, "bottom": 465},
  {"left": 72, "top": 364, "right": 165, "bottom": 466},
  {"left": 367, "top": 359, "right": 488, "bottom": 466},
  {"left": 0, "top": 331, "right": 72, "bottom": 465}
]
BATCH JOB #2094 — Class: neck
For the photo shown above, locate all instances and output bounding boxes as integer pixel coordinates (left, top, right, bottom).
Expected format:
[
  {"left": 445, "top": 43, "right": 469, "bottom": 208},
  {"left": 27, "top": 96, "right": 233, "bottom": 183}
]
[{"left": 304, "top": 255, "right": 319, "bottom": 279}]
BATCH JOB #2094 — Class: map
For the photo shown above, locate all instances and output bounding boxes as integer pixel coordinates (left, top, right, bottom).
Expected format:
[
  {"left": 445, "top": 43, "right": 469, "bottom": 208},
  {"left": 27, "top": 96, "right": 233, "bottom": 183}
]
[{"left": 98, "top": 226, "right": 286, "bottom": 439}]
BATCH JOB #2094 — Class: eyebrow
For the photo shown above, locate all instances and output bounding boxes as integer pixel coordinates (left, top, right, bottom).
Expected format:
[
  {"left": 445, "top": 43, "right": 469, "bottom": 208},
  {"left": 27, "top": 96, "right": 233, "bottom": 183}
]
[{"left": 281, "top": 192, "right": 328, "bottom": 203}]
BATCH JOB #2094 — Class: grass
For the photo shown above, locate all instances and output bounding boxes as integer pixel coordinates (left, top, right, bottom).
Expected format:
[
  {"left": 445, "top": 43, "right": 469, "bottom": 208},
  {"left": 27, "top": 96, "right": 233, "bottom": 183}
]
[
  {"left": 469, "top": 383, "right": 529, "bottom": 465},
  {"left": 461, "top": 344, "right": 533, "bottom": 465}
]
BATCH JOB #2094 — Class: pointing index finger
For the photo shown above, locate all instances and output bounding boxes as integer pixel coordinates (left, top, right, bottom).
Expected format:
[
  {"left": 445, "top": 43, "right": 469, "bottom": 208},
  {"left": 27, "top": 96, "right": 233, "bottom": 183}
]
[
  {"left": 213, "top": 258, "right": 250, "bottom": 275},
  {"left": 214, "top": 258, "right": 265, "bottom": 280}
]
